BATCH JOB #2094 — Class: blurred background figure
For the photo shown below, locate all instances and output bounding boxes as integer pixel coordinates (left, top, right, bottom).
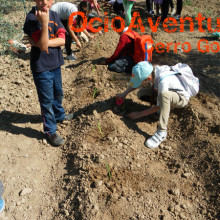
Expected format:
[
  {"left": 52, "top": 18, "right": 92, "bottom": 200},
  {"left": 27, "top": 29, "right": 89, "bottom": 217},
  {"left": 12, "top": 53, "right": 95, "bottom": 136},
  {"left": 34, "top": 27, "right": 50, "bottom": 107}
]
[
  {"left": 123, "top": 0, "right": 135, "bottom": 27},
  {"left": 169, "top": 0, "right": 176, "bottom": 16},
  {"left": 174, "top": 0, "right": 183, "bottom": 20},
  {"left": 0, "top": 180, "right": 4, "bottom": 213},
  {"left": 146, "top": 0, "right": 154, "bottom": 15}
]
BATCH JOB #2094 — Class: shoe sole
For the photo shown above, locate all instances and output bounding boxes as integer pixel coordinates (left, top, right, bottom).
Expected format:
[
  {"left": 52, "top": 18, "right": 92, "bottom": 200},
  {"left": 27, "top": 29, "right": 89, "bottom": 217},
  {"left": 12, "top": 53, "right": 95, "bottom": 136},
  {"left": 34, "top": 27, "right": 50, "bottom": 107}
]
[{"left": 145, "top": 138, "right": 166, "bottom": 149}]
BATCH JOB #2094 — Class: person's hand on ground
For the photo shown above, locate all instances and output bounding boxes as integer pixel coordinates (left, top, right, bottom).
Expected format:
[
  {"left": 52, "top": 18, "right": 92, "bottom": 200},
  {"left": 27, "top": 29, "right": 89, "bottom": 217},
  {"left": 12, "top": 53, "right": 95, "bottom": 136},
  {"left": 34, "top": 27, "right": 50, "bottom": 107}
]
[
  {"left": 89, "top": 35, "right": 95, "bottom": 40},
  {"left": 115, "top": 93, "right": 126, "bottom": 101},
  {"left": 76, "top": 39, "right": 82, "bottom": 49}
]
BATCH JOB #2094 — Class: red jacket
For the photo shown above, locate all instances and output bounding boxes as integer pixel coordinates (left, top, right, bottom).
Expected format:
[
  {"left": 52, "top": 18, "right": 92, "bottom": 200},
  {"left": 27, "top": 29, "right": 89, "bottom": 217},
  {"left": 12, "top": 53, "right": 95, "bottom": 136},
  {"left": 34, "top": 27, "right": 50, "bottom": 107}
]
[{"left": 106, "top": 31, "right": 135, "bottom": 64}]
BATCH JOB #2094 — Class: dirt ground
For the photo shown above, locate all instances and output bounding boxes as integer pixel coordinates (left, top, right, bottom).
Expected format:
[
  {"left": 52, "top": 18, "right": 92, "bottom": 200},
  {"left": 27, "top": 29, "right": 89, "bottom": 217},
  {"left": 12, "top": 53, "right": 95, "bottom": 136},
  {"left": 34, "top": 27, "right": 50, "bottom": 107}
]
[{"left": 0, "top": 0, "right": 219, "bottom": 219}]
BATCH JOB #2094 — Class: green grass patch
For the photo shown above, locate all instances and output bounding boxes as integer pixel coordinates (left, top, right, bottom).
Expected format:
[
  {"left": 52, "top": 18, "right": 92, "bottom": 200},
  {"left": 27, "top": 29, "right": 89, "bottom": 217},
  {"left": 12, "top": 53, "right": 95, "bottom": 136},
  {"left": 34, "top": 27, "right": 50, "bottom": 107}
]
[
  {"left": 97, "top": 122, "right": 103, "bottom": 137},
  {"left": 105, "top": 163, "right": 111, "bottom": 180},
  {"left": 92, "top": 87, "right": 100, "bottom": 99},
  {"left": 183, "top": 0, "right": 192, "bottom": 6}
]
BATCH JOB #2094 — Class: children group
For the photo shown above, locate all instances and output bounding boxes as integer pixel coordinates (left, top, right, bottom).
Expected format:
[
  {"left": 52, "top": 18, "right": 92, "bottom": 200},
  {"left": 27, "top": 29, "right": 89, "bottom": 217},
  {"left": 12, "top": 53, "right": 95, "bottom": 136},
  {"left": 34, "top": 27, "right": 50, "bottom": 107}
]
[{"left": 23, "top": 0, "right": 199, "bottom": 149}]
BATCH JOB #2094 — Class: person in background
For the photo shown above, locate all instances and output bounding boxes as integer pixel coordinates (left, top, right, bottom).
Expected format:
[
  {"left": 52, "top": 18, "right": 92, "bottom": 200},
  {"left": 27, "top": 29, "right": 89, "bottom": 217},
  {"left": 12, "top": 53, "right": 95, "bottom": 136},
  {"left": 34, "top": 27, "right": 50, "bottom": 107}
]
[
  {"left": 154, "top": 0, "right": 163, "bottom": 17},
  {"left": 83, "top": 0, "right": 102, "bottom": 17},
  {"left": 173, "top": 0, "right": 183, "bottom": 20},
  {"left": 51, "top": 2, "right": 78, "bottom": 60},
  {"left": 100, "top": 19, "right": 135, "bottom": 73},
  {"left": 146, "top": 0, "right": 154, "bottom": 15},
  {"left": 161, "top": 0, "right": 170, "bottom": 22},
  {"left": 169, "top": 0, "right": 176, "bottom": 16},
  {"left": 51, "top": 1, "right": 95, "bottom": 61},
  {"left": 123, "top": 0, "right": 135, "bottom": 27},
  {"left": 108, "top": 0, "right": 124, "bottom": 15}
]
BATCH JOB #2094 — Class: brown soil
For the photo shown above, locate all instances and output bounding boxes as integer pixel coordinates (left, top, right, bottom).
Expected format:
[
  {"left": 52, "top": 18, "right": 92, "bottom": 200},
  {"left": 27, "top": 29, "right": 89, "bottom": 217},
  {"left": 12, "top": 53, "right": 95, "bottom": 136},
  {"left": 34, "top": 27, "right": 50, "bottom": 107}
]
[{"left": 0, "top": 0, "right": 219, "bottom": 220}]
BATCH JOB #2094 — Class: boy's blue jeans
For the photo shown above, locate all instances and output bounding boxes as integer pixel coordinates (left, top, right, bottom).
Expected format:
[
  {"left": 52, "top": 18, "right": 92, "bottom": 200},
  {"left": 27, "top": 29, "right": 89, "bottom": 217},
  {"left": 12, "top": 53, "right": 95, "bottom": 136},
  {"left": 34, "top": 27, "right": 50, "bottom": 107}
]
[{"left": 33, "top": 67, "right": 65, "bottom": 136}]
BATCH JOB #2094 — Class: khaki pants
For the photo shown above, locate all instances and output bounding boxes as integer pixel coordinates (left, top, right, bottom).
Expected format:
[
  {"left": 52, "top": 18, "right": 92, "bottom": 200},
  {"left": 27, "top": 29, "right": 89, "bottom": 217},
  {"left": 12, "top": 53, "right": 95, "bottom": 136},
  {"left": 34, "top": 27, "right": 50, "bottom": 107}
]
[
  {"left": 158, "top": 91, "right": 188, "bottom": 131},
  {"left": 137, "top": 88, "right": 188, "bottom": 132}
]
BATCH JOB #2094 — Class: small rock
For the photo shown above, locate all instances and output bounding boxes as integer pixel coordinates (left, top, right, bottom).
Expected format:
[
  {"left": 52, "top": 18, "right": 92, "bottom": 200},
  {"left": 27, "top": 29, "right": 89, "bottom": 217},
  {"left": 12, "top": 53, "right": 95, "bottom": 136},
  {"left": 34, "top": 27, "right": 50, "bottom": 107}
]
[
  {"left": 21, "top": 198, "right": 25, "bottom": 204},
  {"left": 19, "top": 188, "right": 32, "bottom": 196},
  {"left": 42, "top": 139, "right": 47, "bottom": 145},
  {"left": 64, "top": 210, "right": 69, "bottom": 216},
  {"left": 94, "top": 180, "right": 103, "bottom": 188},
  {"left": 93, "top": 110, "right": 100, "bottom": 118},
  {"left": 16, "top": 201, "right": 21, "bottom": 206},
  {"left": 168, "top": 205, "right": 175, "bottom": 212},
  {"left": 113, "top": 137, "right": 118, "bottom": 143},
  {"left": 179, "top": 213, "right": 186, "bottom": 219},
  {"left": 122, "top": 139, "right": 128, "bottom": 144},
  {"left": 182, "top": 173, "right": 191, "bottom": 178},
  {"left": 170, "top": 188, "right": 180, "bottom": 196},
  {"left": 181, "top": 204, "right": 187, "bottom": 209},
  {"left": 99, "top": 154, "right": 104, "bottom": 160},
  {"left": 174, "top": 205, "right": 181, "bottom": 212},
  {"left": 164, "top": 146, "right": 172, "bottom": 151}
]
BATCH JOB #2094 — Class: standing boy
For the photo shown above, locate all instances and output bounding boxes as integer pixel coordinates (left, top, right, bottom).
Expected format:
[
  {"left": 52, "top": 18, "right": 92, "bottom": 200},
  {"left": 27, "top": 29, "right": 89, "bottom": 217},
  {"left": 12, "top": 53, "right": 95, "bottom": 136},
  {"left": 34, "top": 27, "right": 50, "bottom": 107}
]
[
  {"left": 116, "top": 61, "right": 194, "bottom": 149},
  {"left": 23, "top": 0, "right": 74, "bottom": 146}
]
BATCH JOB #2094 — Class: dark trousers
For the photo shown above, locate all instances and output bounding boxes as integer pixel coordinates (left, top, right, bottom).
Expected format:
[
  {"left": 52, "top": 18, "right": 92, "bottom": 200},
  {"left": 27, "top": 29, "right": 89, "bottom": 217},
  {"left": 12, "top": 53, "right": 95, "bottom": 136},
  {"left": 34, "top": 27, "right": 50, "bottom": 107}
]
[
  {"left": 61, "top": 20, "right": 72, "bottom": 56},
  {"left": 170, "top": 0, "right": 174, "bottom": 8},
  {"left": 161, "top": 0, "right": 171, "bottom": 21},
  {"left": 113, "top": 2, "right": 124, "bottom": 13},
  {"left": 176, "top": 0, "right": 183, "bottom": 15},
  {"left": 33, "top": 67, "right": 65, "bottom": 136},
  {"left": 108, "top": 56, "right": 135, "bottom": 74},
  {"left": 146, "top": 0, "right": 153, "bottom": 11}
]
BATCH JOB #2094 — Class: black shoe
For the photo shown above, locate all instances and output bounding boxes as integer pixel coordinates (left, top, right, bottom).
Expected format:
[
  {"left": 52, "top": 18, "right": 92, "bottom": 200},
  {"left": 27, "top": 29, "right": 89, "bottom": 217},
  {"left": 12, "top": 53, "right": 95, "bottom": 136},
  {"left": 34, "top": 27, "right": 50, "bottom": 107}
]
[
  {"left": 47, "top": 133, "right": 65, "bottom": 146},
  {"left": 64, "top": 113, "right": 75, "bottom": 121}
]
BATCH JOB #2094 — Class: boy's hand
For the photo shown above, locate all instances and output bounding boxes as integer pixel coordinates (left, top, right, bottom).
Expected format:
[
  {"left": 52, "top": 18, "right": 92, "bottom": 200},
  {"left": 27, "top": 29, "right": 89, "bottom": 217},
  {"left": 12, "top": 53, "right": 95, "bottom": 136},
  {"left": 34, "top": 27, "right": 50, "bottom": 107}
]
[{"left": 35, "top": 10, "right": 49, "bottom": 25}]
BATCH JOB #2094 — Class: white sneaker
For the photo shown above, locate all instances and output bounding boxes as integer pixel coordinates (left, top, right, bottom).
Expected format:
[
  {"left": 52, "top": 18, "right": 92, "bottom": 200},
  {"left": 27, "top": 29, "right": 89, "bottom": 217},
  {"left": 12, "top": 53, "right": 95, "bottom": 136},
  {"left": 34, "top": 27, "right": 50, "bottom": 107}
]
[
  {"left": 171, "top": 8, "right": 176, "bottom": 16},
  {"left": 65, "top": 53, "right": 76, "bottom": 61},
  {"left": 145, "top": 131, "right": 167, "bottom": 149}
]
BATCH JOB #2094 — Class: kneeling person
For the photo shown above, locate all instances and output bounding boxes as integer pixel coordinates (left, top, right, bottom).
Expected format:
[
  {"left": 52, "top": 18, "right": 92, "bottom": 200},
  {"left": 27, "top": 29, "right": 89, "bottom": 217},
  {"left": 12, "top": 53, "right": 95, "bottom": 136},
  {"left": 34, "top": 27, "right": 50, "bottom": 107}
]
[
  {"left": 100, "top": 19, "right": 135, "bottom": 73},
  {"left": 116, "top": 61, "right": 193, "bottom": 149}
]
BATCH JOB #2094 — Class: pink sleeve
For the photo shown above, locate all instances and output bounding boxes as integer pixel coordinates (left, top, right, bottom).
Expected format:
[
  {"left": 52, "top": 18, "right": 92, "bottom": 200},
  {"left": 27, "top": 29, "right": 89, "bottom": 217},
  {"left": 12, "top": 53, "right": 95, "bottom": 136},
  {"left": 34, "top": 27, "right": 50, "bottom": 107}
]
[
  {"left": 57, "top": 28, "right": 66, "bottom": 39},
  {"left": 31, "top": 30, "right": 41, "bottom": 42}
]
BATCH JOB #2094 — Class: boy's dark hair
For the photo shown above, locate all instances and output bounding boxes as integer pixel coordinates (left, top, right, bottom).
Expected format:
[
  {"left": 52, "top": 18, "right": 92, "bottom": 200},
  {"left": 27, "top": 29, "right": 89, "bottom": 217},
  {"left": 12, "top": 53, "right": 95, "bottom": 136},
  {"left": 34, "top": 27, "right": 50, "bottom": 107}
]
[
  {"left": 77, "top": 1, "right": 92, "bottom": 27},
  {"left": 112, "top": 19, "right": 122, "bottom": 30}
]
